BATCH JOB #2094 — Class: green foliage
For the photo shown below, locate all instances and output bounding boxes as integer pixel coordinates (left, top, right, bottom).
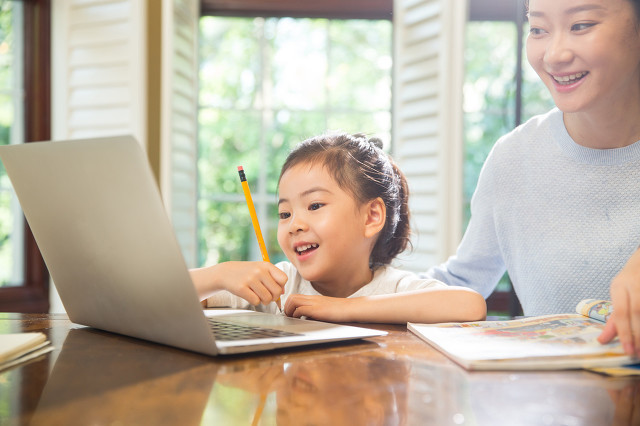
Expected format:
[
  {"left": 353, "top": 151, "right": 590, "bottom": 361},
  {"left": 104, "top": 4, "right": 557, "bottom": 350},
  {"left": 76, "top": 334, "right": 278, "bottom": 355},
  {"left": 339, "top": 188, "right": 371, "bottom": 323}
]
[
  {"left": 0, "top": 0, "right": 15, "bottom": 91},
  {"left": 198, "top": 17, "right": 392, "bottom": 266},
  {"left": 0, "top": 1, "right": 16, "bottom": 286}
]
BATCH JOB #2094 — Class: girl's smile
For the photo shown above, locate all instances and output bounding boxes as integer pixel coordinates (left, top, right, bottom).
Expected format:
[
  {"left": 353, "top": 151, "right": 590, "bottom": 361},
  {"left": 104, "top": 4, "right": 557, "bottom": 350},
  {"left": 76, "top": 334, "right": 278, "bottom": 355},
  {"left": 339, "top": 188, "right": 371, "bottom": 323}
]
[{"left": 293, "top": 241, "right": 319, "bottom": 260}]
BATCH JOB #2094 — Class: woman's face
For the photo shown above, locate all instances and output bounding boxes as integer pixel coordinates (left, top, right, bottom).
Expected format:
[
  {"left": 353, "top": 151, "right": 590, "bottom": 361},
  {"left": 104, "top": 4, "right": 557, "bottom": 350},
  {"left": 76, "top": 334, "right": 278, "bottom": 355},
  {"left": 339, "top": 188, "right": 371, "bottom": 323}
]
[{"left": 526, "top": 0, "right": 640, "bottom": 114}]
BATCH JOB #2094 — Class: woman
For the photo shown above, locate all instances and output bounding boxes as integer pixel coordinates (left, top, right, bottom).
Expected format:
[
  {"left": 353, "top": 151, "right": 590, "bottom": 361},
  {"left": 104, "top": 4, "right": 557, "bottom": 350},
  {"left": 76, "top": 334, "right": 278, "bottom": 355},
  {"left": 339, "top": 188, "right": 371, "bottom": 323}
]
[{"left": 423, "top": 0, "right": 640, "bottom": 356}]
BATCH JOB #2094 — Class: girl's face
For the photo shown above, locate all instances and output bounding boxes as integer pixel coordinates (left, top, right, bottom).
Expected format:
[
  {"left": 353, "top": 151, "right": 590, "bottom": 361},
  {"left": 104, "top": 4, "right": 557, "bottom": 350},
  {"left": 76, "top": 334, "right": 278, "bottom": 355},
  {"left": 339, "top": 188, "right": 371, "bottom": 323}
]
[
  {"left": 277, "top": 162, "right": 376, "bottom": 295},
  {"left": 526, "top": 0, "right": 640, "bottom": 114}
]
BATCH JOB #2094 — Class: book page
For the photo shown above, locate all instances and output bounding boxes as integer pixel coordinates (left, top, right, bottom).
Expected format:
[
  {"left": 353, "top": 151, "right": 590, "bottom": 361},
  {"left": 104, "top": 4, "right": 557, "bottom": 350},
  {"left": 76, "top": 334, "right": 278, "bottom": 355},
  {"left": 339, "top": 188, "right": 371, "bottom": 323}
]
[{"left": 575, "top": 299, "right": 613, "bottom": 323}]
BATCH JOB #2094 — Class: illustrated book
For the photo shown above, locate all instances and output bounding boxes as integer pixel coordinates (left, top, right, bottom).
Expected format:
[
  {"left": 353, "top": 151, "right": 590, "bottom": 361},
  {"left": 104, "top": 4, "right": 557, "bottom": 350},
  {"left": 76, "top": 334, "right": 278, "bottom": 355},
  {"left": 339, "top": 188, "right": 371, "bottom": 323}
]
[{"left": 408, "top": 299, "right": 638, "bottom": 371}]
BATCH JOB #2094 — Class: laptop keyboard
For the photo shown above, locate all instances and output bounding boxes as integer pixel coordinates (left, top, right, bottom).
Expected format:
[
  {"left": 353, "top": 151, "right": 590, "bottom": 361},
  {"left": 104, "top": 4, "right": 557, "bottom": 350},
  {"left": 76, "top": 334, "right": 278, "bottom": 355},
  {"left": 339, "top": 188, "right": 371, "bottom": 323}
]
[{"left": 208, "top": 318, "right": 301, "bottom": 341}]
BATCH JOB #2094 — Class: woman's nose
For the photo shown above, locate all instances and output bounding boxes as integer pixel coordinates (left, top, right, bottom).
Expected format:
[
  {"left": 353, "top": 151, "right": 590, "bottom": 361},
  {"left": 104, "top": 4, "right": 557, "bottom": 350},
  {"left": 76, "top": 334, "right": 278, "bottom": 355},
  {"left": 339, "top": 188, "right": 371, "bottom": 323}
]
[{"left": 544, "top": 33, "right": 574, "bottom": 68}]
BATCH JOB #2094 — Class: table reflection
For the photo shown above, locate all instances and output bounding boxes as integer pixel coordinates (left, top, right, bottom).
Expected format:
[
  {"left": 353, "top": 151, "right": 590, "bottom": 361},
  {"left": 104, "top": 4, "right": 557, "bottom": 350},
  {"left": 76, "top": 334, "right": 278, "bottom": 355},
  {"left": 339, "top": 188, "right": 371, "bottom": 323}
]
[
  {"left": 29, "top": 328, "right": 218, "bottom": 425},
  {"left": 204, "top": 346, "right": 409, "bottom": 425}
]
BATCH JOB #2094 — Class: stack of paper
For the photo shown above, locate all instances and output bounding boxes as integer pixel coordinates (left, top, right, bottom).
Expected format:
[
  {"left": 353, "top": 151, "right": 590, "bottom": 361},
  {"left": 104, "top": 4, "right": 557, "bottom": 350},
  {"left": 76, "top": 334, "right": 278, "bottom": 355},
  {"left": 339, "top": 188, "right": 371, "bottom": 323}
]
[{"left": 0, "top": 332, "right": 53, "bottom": 372}]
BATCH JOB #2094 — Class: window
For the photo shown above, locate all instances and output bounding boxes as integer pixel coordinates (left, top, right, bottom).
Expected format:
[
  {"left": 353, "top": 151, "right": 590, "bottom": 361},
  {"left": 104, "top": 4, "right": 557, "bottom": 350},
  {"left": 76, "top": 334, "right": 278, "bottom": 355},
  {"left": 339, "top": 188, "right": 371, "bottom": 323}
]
[
  {"left": 198, "top": 2, "right": 392, "bottom": 266},
  {"left": 0, "top": 0, "right": 50, "bottom": 312},
  {"left": 465, "top": 0, "right": 554, "bottom": 315},
  {"left": 0, "top": 1, "right": 25, "bottom": 288},
  {"left": 197, "top": 0, "right": 554, "bottom": 317}
]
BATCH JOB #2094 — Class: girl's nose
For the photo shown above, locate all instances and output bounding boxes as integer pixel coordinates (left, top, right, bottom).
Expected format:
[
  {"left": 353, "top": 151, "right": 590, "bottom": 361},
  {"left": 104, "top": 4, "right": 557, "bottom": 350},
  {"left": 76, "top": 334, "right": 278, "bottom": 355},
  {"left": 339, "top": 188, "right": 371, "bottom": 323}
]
[{"left": 288, "top": 214, "right": 308, "bottom": 233}]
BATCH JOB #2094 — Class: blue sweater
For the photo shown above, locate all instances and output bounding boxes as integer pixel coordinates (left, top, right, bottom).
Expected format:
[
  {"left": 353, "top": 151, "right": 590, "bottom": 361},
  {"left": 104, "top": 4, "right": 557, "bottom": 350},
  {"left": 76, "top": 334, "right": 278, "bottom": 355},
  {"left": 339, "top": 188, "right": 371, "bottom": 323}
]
[{"left": 424, "top": 108, "right": 640, "bottom": 315}]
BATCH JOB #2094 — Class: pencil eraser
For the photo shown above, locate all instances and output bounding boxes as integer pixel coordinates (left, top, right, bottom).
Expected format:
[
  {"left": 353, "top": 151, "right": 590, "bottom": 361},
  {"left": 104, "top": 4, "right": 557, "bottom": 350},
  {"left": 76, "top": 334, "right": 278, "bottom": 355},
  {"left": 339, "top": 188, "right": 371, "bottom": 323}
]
[{"left": 237, "top": 166, "right": 243, "bottom": 171}]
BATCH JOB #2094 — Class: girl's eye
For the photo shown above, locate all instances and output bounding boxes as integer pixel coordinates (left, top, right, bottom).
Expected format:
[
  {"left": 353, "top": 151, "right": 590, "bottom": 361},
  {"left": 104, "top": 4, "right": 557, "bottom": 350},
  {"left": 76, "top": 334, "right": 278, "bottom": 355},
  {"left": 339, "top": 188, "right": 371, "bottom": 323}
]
[
  {"left": 309, "top": 203, "right": 323, "bottom": 211},
  {"left": 279, "top": 212, "right": 290, "bottom": 220}
]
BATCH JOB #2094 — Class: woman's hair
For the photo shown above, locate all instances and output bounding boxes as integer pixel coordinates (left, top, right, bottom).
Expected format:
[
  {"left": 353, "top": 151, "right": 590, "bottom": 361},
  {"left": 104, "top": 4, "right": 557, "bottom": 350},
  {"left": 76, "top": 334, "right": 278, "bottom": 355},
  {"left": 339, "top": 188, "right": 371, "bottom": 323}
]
[
  {"left": 278, "top": 133, "right": 411, "bottom": 267},
  {"left": 632, "top": 0, "right": 640, "bottom": 20},
  {"left": 526, "top": 0, "right": 640, "bottom": 20}
]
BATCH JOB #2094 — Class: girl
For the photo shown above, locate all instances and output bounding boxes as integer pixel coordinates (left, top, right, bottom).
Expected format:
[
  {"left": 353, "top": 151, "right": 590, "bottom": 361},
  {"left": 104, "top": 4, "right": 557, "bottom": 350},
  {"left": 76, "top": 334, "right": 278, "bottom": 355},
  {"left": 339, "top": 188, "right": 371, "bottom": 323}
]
[
  {"left": 191, "top": 133, "right": 486, "bottom": 324},
  {"left": 422, "top": 0, "right": 640, "bottom": 355}
]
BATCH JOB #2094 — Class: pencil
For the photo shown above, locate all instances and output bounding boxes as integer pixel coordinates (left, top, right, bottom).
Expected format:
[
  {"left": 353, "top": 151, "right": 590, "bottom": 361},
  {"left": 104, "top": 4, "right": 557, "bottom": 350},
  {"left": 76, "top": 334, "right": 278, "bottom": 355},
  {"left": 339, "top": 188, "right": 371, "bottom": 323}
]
[
  {"left": 237, "top": 166, "right": 282, "bottom": 312},
  {"left": 251, "top": 393, "right": 267, "bottom": 426}
]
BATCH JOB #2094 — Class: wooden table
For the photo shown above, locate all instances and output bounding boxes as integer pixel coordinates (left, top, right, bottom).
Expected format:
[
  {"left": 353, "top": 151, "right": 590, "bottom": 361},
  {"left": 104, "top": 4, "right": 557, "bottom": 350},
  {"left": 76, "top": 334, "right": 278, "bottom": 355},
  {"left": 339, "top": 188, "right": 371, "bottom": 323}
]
[{"left": 1, "top": 313, "right": 639, "bottom": 425}]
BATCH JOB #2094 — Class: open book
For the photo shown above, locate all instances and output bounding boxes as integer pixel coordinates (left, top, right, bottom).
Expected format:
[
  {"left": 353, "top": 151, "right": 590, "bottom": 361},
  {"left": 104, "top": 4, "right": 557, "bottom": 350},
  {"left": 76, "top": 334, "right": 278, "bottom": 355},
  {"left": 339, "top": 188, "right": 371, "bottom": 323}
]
[{"left": 408, "top": 299, "right": 638, "bottom": 371}]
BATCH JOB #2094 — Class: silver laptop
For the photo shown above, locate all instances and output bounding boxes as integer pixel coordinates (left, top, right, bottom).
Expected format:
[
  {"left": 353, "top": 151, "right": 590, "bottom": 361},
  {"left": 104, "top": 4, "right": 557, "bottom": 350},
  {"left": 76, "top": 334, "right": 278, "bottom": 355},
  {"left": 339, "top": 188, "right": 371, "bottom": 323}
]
[{"left": 0, "top": 136, "right": 386, "bottom": 355}]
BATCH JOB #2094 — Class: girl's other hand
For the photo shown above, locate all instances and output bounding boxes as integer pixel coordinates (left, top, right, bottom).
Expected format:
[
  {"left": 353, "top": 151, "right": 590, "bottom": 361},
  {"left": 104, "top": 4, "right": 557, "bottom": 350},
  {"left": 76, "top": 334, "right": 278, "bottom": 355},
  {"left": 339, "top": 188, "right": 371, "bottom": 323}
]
[{"left": 284, "top": 294, "right": 354, "bottom": 322}]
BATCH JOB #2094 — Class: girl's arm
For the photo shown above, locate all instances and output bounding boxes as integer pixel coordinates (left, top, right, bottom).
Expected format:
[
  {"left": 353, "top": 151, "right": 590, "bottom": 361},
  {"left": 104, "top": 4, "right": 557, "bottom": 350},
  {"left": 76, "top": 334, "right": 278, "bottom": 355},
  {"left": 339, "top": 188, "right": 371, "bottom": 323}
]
[
  {"left": 190, "top": 261, "right": 287, "bottom": 306},
  {"left": 283, "top": 287, "right": 486, "bottom": 324},
  {"left": 598, "top": 248, "right": 640, "bottom": 356}
]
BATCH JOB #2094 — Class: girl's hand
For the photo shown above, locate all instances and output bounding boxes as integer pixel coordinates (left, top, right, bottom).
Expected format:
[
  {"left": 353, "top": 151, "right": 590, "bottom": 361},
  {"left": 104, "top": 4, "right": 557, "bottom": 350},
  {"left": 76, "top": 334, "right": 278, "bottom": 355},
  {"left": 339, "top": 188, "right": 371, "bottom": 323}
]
[
  {"left": 284, "top": 294, "right": 355, "bottom": 322},
  {"left": 598, "top": 249, "right": 640, "bottom": 357},
  {"left": 191, "top": 261, "right": 287, "bottom": 306}
]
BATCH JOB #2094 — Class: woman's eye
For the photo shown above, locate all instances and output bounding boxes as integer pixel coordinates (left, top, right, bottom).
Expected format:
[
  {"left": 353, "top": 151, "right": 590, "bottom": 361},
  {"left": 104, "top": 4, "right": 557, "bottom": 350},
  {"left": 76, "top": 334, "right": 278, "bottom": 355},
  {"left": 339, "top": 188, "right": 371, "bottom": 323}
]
[
  {"left": 279, "top": 212, "right": 290, "bottom": 219},
  {"left": 528, "top": 27, "right": 546, "bottom": 36},
  {"left": 571, "top": 22, "right": 595, "bottom": 32},
  {"left": 309, "top": 203, "right": 323, "bottom": 211}
]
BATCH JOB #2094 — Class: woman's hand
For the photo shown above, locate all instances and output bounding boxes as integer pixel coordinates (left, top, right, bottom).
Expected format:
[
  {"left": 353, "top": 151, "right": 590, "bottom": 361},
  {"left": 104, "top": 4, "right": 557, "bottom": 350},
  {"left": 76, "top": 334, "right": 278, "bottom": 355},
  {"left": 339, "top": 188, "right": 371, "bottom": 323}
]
[{"left": 598, "top": 249, "right": 640, "bottom": 357}]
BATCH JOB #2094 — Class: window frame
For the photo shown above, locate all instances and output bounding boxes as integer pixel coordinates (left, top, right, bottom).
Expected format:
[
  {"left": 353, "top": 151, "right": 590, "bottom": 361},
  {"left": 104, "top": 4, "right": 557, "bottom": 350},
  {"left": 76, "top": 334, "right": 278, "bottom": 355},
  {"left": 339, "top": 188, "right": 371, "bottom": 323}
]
[
  {"left": 200, "top": 0, "right": 392, "bottom": 20},
  {"left": 0, "top": 0, "right": 50, "bottom": 313}
]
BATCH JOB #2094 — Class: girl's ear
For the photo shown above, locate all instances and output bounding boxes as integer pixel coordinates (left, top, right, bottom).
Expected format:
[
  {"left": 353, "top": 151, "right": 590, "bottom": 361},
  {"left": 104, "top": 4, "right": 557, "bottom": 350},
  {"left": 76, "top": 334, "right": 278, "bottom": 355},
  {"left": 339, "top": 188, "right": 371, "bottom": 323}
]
[{"left": 364, "top": 197, "right": 386, "bottom": 238}]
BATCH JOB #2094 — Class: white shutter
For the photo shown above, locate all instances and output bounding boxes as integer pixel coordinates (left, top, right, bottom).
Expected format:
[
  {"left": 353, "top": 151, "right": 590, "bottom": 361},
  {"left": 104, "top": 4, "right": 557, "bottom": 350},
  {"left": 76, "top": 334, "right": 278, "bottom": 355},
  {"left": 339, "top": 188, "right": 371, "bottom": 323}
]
[
  {"left": 160, "top": 0, "right": 199, "bottom": 268},
  {"left": 393, "top": 0, "right": 467, "bottom": 271},
  {"left": 52, "top": 0, "right": 146, "bottom": 143}
]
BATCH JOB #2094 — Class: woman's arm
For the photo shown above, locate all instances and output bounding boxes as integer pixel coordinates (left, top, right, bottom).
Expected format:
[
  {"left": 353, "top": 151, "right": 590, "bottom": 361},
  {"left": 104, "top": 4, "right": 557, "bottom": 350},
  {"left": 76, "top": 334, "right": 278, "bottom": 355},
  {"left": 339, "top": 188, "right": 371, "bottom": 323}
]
[
  {"left": 190, "top": 261, "right": 287, "bottom": 306},
  {"left": 283, "top": 287, "right": 487, "bottom": 324},
  {"left": 598, "top": 248, "right": 640, "bottom": 356}
]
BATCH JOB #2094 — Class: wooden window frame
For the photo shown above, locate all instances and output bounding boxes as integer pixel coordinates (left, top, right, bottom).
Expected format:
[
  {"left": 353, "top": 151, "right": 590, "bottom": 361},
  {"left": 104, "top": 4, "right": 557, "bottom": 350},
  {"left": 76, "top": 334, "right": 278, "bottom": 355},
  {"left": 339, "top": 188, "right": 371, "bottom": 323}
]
[
  {"left": 0, "top": 0, "right": 51, "bottom": 313},
  {"left": 200, "top": 0, "right": 392, "bottom": 19}
]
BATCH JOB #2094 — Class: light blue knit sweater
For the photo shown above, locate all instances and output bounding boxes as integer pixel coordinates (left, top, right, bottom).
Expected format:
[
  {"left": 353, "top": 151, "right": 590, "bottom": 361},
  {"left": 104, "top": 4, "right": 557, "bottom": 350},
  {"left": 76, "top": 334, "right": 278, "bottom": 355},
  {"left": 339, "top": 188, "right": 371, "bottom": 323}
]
[{"left": 424, "top": 108, "right": 640, "bottom": 315}]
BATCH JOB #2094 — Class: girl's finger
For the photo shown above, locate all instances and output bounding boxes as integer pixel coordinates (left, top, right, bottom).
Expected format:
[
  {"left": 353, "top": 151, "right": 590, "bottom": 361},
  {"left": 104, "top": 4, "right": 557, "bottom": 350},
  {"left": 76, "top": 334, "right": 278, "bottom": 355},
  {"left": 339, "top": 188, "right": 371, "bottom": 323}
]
[{"left": 249, "top": 280, "right": 274, "bottom": 304}]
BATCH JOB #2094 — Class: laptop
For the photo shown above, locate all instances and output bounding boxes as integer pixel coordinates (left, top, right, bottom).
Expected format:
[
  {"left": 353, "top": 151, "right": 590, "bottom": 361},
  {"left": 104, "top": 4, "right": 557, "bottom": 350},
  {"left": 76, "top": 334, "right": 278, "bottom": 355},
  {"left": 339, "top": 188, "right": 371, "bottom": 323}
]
[{"left": 0, "top": 136, "right": 386, "bottom": 355}]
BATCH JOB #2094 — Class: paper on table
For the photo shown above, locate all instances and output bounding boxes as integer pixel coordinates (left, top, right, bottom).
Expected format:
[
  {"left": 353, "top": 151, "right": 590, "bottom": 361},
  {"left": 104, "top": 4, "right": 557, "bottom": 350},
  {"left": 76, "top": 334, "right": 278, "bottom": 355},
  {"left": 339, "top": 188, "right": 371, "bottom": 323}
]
[{"left": 0, "top": 332, "right": 53, "bottom": 371}]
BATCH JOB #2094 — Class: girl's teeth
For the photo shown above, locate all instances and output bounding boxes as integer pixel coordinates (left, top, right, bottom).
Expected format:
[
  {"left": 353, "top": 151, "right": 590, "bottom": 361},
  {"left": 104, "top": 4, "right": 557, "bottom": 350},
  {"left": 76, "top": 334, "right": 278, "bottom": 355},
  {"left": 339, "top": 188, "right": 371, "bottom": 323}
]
[{"left": 296, "top": 243, "right": 318, "bottom": 253}]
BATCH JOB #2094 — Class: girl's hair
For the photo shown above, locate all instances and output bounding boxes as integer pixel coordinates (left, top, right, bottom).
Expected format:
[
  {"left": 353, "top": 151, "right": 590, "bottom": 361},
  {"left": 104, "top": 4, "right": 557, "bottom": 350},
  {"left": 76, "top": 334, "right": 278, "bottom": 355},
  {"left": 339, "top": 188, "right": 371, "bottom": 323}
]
[{"left": 278, "top": 133, "right": 411, "bottom": 267}]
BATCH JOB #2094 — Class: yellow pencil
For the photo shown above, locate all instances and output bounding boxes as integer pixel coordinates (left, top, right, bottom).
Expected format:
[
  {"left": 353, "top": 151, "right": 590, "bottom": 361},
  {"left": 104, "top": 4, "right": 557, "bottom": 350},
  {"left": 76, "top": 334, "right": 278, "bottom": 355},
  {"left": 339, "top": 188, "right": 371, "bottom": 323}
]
[{"left": 237, "top": 166, "right": 282, "bottom": 311}]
